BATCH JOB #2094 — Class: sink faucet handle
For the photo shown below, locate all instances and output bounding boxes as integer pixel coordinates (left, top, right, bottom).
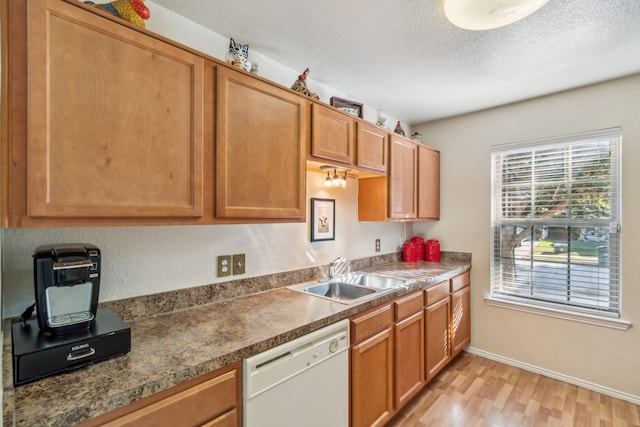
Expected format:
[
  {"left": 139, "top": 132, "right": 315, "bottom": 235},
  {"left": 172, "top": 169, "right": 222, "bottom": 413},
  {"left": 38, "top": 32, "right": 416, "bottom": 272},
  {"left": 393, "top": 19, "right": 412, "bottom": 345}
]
[{"left": 329, "top": 257, "right": 351, "bottom": 278}]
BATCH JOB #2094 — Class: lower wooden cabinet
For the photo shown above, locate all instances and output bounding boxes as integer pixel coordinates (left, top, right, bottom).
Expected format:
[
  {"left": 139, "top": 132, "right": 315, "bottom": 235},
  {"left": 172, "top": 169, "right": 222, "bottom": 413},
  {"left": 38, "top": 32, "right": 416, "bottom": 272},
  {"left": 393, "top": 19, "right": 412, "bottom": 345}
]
[
  {"left": 451, "top": 271, "right": 471, "bottom": 357},
  {"left": 78, "top": 362, "right": 242, "bottom": 427},
  {"left": 424, "top": 281, "right": 451, "bottom": 381},
  {"left": 350, "top": 270, "right": 471, "bottom": 427},
  {"left": 393, "top": 291, "right": 425, "bottom": 409},
  {"left": 350, "top": 303, "right": 394, "bottom": 427}
]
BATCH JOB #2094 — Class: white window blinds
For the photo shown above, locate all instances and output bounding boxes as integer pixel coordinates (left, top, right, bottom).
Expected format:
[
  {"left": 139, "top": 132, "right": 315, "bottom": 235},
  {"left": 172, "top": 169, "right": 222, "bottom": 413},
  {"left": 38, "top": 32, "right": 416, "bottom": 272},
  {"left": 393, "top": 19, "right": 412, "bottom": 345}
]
[{"left": 490, "top": 128, "right": 621, "bottom": 317}]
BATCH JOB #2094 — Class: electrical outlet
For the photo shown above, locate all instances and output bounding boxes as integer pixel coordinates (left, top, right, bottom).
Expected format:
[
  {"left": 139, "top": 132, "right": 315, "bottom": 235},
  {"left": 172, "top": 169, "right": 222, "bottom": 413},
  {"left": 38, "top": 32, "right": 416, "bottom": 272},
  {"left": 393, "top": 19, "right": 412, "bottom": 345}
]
[
  {"left": 232, "top": 253, "right": 245, "bottom": 275},
  {"left": 375, "top": 238, "right": 381, "bottom": 252},
  {"left": 217, "top": 255, "right": 231, "bottom": 277}
]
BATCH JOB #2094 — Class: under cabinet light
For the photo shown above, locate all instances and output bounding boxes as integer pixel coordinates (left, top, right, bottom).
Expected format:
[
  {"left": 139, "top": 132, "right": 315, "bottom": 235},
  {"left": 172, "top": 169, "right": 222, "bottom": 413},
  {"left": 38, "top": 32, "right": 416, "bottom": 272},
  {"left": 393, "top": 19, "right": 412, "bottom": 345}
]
[{"left": 320, "top": 165, "right": 350, "bottom": 189}]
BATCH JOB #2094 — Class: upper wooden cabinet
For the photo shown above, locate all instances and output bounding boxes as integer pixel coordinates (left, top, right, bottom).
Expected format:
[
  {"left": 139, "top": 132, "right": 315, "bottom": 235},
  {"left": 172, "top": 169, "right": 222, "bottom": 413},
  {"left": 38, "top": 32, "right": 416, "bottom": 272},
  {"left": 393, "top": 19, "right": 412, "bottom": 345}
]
[
  {"left": 308, "top": 105, "right": 387, "bottom": 177},
  {"left": 388, "top": 136, "right": 418, "bottom": 219},
  {"left": 358, "top": 135, "right": 440, "bottom": 222},
  {"left": 310, "top": 104, "right": 355, "bottom": 165},
  {"left": 356, "top": 121, "right": 388, "bottom": 173},
  {"left": 358, "top": 135, "right": 418, "bottom": 221},
  {"left": 418, "top": 145, "right": 440, "bottom": 220},
  {"left": 3, "top": 0, "right": 214, "bottom": 227},
  {"left": 216, "top": 67, "right": 308, "bottom": 220}
]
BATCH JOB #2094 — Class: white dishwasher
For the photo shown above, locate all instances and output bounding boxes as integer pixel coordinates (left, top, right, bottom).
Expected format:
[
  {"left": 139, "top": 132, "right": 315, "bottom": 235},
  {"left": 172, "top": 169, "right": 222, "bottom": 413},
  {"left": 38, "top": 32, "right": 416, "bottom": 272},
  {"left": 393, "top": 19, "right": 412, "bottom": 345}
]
[{"left": 243, "top": 319, "right": 350, "bottom": 427}]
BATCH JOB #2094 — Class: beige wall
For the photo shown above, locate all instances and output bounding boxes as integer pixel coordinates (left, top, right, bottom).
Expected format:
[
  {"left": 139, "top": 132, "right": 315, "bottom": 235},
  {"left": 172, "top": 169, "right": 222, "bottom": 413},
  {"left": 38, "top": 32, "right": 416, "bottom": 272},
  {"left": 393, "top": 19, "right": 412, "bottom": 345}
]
[{"left": 414, "top": 73, "right": 640, "bottom": 401}]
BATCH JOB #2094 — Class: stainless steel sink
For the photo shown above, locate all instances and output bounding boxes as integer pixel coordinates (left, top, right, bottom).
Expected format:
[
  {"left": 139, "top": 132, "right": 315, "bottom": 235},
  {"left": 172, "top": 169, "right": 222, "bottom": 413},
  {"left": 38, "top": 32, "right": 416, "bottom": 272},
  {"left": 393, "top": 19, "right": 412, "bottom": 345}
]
[
  {"left": 302, "top": 282, "right": 376, "bottom": 301},
  {"left": 288, "top": 272, "right": 414, "bottom": 304},
  {"left": 339, "top": 272, "right": 410, "bottom": 290}
]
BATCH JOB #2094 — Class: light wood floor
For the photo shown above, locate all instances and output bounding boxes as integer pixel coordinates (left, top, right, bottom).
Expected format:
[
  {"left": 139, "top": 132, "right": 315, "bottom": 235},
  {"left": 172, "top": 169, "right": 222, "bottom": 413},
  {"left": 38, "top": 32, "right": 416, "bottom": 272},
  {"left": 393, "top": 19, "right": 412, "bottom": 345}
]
[{"left": 387, "top": 352, "right": 640, "bottom": 427}]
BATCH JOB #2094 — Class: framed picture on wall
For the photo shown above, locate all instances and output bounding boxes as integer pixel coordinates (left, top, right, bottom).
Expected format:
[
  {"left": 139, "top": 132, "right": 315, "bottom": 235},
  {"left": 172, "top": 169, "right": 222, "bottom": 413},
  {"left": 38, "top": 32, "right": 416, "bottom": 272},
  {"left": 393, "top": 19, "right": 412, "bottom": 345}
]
[{"left": 310, "top": 198, "right": 335, "bottom": 242}]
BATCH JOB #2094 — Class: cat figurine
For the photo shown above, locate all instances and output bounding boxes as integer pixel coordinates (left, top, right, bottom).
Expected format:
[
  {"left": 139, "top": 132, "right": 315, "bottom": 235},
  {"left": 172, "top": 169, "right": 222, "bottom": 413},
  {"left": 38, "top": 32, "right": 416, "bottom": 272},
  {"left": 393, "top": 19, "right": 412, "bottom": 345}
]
[{"left": 227, "top": 38, "right": 250, "bottom": 71}]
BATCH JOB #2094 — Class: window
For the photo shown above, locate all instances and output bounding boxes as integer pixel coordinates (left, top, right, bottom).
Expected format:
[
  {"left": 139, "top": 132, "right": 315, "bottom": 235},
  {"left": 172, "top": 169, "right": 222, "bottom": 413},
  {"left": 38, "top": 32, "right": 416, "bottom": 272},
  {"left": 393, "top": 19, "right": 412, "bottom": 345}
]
[{"left": 490, "top": 128, "right": 621, "bottom": 318}]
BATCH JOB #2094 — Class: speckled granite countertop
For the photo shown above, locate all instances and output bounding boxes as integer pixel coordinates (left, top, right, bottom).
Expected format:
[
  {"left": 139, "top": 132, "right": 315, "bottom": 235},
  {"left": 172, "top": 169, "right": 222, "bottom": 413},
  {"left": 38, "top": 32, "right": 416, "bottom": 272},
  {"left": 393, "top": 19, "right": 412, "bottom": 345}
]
[{"left": 2, "top": 256, "right": 470, "bottom": 426}]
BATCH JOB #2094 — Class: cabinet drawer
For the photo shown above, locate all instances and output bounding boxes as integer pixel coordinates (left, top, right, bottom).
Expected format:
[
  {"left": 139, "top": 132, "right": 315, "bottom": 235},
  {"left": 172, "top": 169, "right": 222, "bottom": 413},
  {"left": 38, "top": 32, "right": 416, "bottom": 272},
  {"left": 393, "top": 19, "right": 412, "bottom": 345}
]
[
  {"left": 99, "top": 367, "right": 239, "bottom": 427},
  {"left": 425, "top": 281, "right": 449, "bottom": 306},
  {"left": 450, "top": 271, "right": 470, "bottom": 292},
  {"left": 394, "top": 291, "right": 423, "bottom": 321},
  {"left": 350, "top": 303, "right": 392, "bottom": 345}
]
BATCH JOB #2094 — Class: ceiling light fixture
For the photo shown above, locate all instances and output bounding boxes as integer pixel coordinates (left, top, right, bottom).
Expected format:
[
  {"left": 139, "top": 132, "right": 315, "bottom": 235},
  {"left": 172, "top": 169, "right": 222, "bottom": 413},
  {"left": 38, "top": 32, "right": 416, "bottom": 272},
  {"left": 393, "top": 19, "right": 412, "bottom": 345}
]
[
  {"left": 444, "top": 0, "right": 550, "bottom": 31},
  {"left": 320, "top": 165, "right": 350, "bottom": 189}
]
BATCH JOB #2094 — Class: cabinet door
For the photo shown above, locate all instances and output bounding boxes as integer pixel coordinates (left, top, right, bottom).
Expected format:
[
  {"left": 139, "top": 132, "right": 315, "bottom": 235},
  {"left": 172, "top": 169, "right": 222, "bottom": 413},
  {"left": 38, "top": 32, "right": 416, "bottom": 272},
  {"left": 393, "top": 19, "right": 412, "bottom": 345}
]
[
  {"left": 418, "top": 145, "right": 440, "bottom": 220},
  {"left": 394, "top": 311, "right": 425, "bottom": 409},
  {"left": 388, "top": 136, "right": 417, "bottom": 219},
  {"left": 26, "top": 0, "right": 206, "bottom": 219},
  {"left": 356, "top": 121, "right": 388, "bottom": 173},
  {"left": 425, "top": 296, "right": 451, "bottom": 381},
  {"left": 311, "top": 104, "right": 354, "bottom": 164},
  {"left": 451, "top": 285, "right": 471, "bottom": 357},
  {"left": 217, "top": 67, "right": 308, "bottom": 219},
  {"left": 351, "top": 328, "right": 394, "bottom": 427}
]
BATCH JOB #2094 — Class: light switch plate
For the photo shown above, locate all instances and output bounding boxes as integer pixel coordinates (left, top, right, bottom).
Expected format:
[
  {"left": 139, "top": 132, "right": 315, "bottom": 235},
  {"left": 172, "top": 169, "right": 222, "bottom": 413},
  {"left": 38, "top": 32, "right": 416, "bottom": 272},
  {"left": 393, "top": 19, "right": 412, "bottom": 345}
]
[
  {"left": 232, "top": 253, "right": 245, "bottom": 275},
  {"left": 217, "top": 255, "right": 231, "bottom": 277},
  {"left": 375, "top": 239, "right": 381, "bottom": 252}
]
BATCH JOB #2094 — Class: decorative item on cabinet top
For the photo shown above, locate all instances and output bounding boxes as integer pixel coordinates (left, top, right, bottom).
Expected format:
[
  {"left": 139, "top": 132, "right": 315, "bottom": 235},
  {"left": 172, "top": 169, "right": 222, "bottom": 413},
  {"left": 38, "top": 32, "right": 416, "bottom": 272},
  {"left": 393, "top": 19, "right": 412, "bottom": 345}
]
[
  {"left": 291, "top": 68, "right": 319, "bottom": 100},
  {"left": 84, "top": 0, "right": 150, "bottom": 27},
  {"left": 330, "top": 97, "right": 363, "bottom": 118},
  {"left": 226, "top": 37, "right": 251, "bottom": 72},
  {"left": 394, "top": 120, "right": 406, "bottom": 136}
]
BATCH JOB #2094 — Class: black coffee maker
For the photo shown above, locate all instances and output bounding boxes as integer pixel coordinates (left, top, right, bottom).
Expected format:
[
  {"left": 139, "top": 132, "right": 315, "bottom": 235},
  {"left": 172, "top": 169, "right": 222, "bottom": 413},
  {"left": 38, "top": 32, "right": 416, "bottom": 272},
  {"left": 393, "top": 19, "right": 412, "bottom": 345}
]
[
  {"left": 12, "top": 243, "right": 130, "bottom": 386},
  {"left": 33, "top": 243, "right": 101, "bottom": 335}
]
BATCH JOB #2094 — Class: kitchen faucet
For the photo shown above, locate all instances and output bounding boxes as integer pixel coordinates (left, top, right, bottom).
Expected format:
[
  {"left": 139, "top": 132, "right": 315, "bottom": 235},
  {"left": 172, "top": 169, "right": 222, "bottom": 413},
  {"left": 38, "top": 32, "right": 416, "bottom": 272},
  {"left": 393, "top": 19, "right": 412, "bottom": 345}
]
[{"left": 329, "top": 257, "right": 351, "bottom": 278}]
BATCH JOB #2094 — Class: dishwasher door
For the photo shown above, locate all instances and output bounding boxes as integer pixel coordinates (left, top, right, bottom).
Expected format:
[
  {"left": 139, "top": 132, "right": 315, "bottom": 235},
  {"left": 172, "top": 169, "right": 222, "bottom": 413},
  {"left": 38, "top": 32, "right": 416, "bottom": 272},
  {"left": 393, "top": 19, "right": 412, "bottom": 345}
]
[{"left": 243, "top": 319, "right": 349, "bottom": 427}]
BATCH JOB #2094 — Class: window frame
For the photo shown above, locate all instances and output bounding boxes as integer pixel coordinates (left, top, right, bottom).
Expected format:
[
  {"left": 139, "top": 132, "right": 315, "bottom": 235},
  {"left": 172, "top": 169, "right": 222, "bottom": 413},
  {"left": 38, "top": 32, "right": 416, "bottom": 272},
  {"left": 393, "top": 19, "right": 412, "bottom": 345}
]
[{"left": 488, "top": 128, "right": 625, "bottom": 327}]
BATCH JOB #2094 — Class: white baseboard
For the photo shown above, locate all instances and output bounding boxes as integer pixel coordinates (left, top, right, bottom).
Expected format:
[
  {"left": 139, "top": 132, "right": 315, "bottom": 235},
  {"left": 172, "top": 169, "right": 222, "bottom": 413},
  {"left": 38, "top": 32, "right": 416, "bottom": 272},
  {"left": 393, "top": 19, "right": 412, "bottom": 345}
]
[{"left": 465, "top": 346, "right": 640, "bottom": 406}]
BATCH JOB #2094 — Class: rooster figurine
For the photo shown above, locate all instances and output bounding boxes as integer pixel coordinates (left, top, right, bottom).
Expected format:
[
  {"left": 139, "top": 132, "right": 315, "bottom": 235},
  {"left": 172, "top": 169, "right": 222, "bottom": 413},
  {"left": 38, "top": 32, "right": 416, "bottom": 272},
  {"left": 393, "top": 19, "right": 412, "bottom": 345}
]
[
  {"left": 85, "top": 0, "right": 150, "bottom": 28},
  {"left": 291, "top": 68, "right": 319, "bottom": 100}
]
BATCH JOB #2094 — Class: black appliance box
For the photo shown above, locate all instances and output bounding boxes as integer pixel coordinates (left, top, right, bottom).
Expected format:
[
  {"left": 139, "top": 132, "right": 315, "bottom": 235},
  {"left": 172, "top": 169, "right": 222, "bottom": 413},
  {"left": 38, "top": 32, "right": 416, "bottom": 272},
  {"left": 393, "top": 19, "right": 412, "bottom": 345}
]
[{"left": 11, "top": 308, "right": 131, "bottom": 386}]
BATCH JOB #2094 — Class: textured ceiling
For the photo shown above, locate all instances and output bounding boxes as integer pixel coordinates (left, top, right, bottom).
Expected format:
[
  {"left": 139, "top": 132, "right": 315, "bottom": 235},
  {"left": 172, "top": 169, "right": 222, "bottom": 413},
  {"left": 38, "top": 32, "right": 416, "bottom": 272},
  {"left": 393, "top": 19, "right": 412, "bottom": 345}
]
[{"left": 150, "top": 0, "right": 640, "bottom": 124}]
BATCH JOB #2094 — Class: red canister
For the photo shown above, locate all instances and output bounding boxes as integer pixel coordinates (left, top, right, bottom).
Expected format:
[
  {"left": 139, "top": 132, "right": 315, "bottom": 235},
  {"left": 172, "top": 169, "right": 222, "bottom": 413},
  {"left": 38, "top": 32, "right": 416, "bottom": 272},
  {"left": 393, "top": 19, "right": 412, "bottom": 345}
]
[
  {"left": 402, "top": 241, "right": 417, "bottom": 262},
  {"left": 425, "top": 239, "right": 440, "bottom": 262},
  {"left": 410, "top": 236, "right": 425, "bottom": 261}
]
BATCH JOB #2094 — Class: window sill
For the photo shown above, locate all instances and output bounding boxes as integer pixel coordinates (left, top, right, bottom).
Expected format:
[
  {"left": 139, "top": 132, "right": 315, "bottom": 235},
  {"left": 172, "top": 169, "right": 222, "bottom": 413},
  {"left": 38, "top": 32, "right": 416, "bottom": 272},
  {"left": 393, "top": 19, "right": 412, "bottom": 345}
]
[{"left": 484, "top": 296, "right": 631, "bottom": 330}]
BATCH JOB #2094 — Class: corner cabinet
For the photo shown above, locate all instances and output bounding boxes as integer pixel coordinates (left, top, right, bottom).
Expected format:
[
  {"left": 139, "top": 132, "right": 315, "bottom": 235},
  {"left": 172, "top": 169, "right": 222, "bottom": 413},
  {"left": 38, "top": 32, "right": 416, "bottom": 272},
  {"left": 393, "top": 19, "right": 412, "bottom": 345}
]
[
  {"left": 358, "top": 135, "right": 417, "bottom": 221},
  {"left": 358, "top": 135, "right": 440, "bottom": 222},
  {"left": 216, "top": 67, "right": 308, "bottom": 220},
  {"left": 4, "top": 0, "right": 212, "bottom": 227}
]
